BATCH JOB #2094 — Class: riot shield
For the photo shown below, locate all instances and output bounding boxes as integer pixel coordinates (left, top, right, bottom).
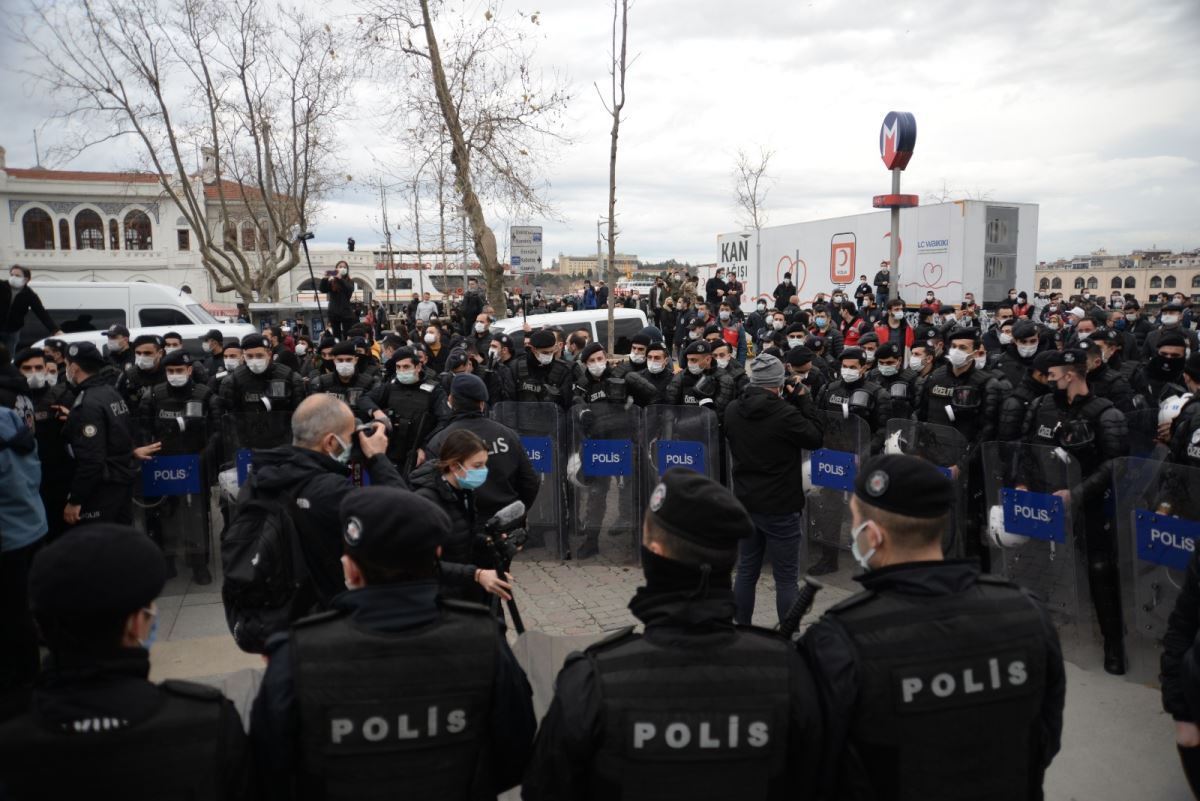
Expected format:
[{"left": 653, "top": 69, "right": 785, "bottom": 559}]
[
  {"left": 803, "top": 411, "right": 869, "bottom": 579},
  {"left": 567, "top": 404, "right": 643, "bottom": 564},
  {"left": 981, "top": 441, "right": 1084, "bottom": 628},
  {"left": 1115, "top": 457, "right": 1200, "bottom": 682},
  {"left": 643, "top": 403, "right": 721, "bottom": 490},
  {"left": 218, "top": 411, "right": 293, "bottom": 497},
  {"left": 492, "top": 401, "right": 566, "bottom": 559},
  {"left": 884, "top": 420, "right": 970, "bottom": 558},
  {"left": 137, "top": 413, "right": 215, "bottom": 585}
]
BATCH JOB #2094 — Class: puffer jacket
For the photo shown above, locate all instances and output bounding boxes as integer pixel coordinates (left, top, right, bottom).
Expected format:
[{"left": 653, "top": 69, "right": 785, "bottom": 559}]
[{"left": 408, "top": 460, "right": 488, "bottom": 602}]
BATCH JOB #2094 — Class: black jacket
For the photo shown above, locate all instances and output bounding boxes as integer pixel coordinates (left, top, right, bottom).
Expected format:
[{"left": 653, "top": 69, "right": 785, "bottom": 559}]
[
  {"left": 1, "top": 283, "right": 56, "bottom": 335},
  {"left": 724, "top": 386, "right": 824, "bottom": 514},
  {"left": 318, "top": 275, "right": 354, "bottom": 319},
  {"left": 251, "top": 445, "right": 406, "bottom": 605},
  {"left": 423, "top": 410, "right": 540, "bottom": 518},
  {"left": 1163, "top": 548, "right": 1200, "bottom": 721},
  {"left": 64, "top": 374, "right": 136, "bottom": 504},
  {"left": 997, "top": 374, "right": 1049, "bottom": 442}
]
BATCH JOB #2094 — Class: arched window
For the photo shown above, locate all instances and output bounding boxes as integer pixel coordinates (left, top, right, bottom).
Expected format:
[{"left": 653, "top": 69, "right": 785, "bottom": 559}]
[
  {"left": 123, "top": 210, "right": 152, "bottom": 250},
  {"left": 58, "top": 219, "right": 70, "bottom": 250},
  {"left": 1086, "top": 276, "right": 1098, "bottom": 290},
  {"left": 21, "top": 208, "right": 55, "bottom": 250},
  {"left": 1125, "top": 276, "right": 1136, "bottom": 289},
  {"left": 1039, "top": 277, "right": 1050, "bottom": 291},
  {"left": 1164, "top": 275, "right": 1177, "bottom": 289},
  {"left": 1051, "top": 277, "right": 1062, "bottom": 289},
  {"left": 1074, "top": 277, "right": 1085, "bottom": 290},
  {"left": 1110, "top": 277, "right": 1123, "bottom": 289},
  {"left": 109, "top": 219, "right": 120, "bottom": 250},
  {"left": 1150, "top": 276, "right": 1163, "bottom": 289},
  {"left": 75, "top": 209, "right": 104, "bottom": 250},
  {"left": 1192, "top": 275, "right": 1200, "bottom": 288},
  {"left": 241, "top": 222, "right": 257, "bottom": 251}
]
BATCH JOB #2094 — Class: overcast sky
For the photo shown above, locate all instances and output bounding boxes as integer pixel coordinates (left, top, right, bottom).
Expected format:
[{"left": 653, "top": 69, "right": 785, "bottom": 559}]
[{"left": 3, "top": 0, "right": 1198, "bottom": 265}]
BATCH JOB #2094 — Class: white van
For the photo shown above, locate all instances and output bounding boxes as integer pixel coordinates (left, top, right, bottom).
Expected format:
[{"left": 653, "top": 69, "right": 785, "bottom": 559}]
[
  {"left": 19, "top": 281, "right": 254, "bottom": 352},
  {"left": 493, "top": 307, "right": 648, "bottom": 354}
]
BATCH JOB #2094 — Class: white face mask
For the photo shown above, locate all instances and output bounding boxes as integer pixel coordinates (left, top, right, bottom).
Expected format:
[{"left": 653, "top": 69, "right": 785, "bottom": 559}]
[
  {"left": 107, "top": 337, "right": 124, "bottom": 351},
  {"left": 908, "top": 355, "right": 926, "bottom": 371},
  {"left": 135, "top": 355, "right": 157, "bottom": 371},
  {"left": 166, "top": 374, "right": 189, "bottom": 388},
  {"left": 647, "top": 360, "right": 666, "bottom": 374},
  {"left": 424, "top": 332, "right": 437, "bottom": 344},
  {"left": 535, "top": 352, "right": 554, "bottom": 366},
  {"left": 1125, "top": 312, "right": 1137, "bottom": 321},
  {"left": 396, "top": 369, "right": 418, "bottom": 385},
  {"left": 878, "top": 364, "right": 898, "bottom": 377},
  {"left": 1076, "top": 330, "right": 1091, "bottom": 341},
  {"left": 164, "top": 346, "right": 182, "bottom": 355},
  {"left": 8, "top": 275, "right": 26, "bottom": 289},
  {"left": 974, "top": 355, "right": 987, "bottom": 370},
  {"left": 995, "top": 331, "right": 1012, "bottom": 345},
  {"left": 851, "top": 520, "right": 877, "bottom": 571},
  {"left": 586, "top": 361, "right": 606, "bottom": 377},
  {"left": 716, "top": 357, "right": 730, "bottom": 369},
  {"left": 687, "top": 363, "right": 703, "bottom": 375},
  {"left": 787, "top": 338, "right": 805, "bottom": 349},
  {"left": 719, "top": 311, "right": 730, "bottom": 321},
  {"left": 891, "top": 310, "right": 904, "bottom": 320},
  {"left": 1017, "top": 343, "right": 1039, "bottom": 358},
  {"left": 772, "top": 320, "right": 785, "bottom": 330},
  {"left": 946, "top": 348, "right": 972, "bottom": 369},
  {"left": 474, "top": 322, "right": 487, "bottom": 334},
  {"left": 630, "top": 353, "right": 646, "bottom": 364},
  {"left": 840, "top": 367, "right": 861, "bottom": 383},
  {"left": 245, "top": 357, "right": 270, "bottom": 374},
  {"left": 1048, "top": 321, "right": 1061, "bottom": 331},
  {"left": 864, "top": 350, "right": 876, "bottom": 362},
  {"left": 295, "top": 343, "right": 308, "bottom": 356},
  {"left": 335, "top": 362, "right": 356, "bottom": 378},
  {"left": 688, "top": 331, "right": 700, "bottom": 340},
  {"left": 44, "top": 371, "right": 58, "bottom": 387},
  {"left": 24, "top": 372, "right": 46, "bottom": 390},
  {"left": 1162, "top": 314, "right": 1180, "bottom": 326},
  {"left": 223, "top": 357, "right": 240, "bottom": 372},
  {"left": 489, "top": 348, "right": 502, "bottom": 362}
]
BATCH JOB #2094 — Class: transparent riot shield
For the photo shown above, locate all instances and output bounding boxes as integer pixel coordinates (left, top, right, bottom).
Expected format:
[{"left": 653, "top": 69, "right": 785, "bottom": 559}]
[
  {"left": 804, "top": 410, "right": 868, "bottom": 554},
  {"left": 493, "top": 401, "right": 566, "bottom": 559},
  {"left": 643, "top": 404, "right": 721, "bottom": 490},
  {"left": 884, "top": 420, "right": 971, "bottom": 558},
  {"left": 981, "top": 441, "right": 1084, "bottom": 628},
  {"left": 138, "top": 412, "right": 215, "bottom": 585},
  {"left": 568, "top": 404, "right": 644, "bottom": 564},
  {"left": 218, "top": 411, "right": 293, "bottom": 497},
  {"left": 1115, "top": 457, "right": 1200, "bottom": 682}
]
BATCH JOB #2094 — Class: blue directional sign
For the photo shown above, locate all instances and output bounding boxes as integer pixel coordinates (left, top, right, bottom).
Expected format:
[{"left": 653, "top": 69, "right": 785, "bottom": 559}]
[
  {"left": 142, "top": 454, "right": 202, "bottom": 498},
  {"left": 582, "top": 439, "right": 632, "bottom": 477},
  {"left": 1135, "top": 510, "right": 1200, "bottom": 571},
  {"left": 810, "top": 448, "right": 856, "bottom": 493},
  {"left": 656, "top": 441, "right": 706, "bottom": 476},
  {"left": 236, "top": 448, "right": 254, "bottom": 486},
  {"left": 1001, "top": 488, "right": 1066, "bottom": 543},
  {"left": 521, "top": 436, "right": 554, "bottom": 474}
]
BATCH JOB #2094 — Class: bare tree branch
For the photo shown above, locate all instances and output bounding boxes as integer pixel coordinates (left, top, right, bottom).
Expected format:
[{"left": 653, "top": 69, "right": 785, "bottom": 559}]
[{"left": 733, "top": 146, "right": 773, "bottom": 232}]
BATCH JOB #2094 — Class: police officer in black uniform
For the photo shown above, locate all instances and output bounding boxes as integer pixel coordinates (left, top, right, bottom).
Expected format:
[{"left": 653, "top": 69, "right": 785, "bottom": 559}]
[
  {"left": 217, "top": 333, "right": 305, "bottom": 449},
  {"left": 250, "top": 486, "right": 536, "bottom": 800},
  {"left": 62, "top": 341, "right": 136, "bottom": 527},
  {"left": 1165, "top": 353, "right": 1200, "bottom": 470},
  {"left": 0, "top": 524, "right": 254, "bottom": 799},
  {"left": 522, "top": 468, "right": 825, "bottom": 800},
  {"left": 868, "top": 342, "right": 916, "bottom": 421},
  {"left": 209, "top": 337, "right": 242, "bottom": 393},
  {"left": 802, "top": 454, "right": 1065, "bottom": 801},
  {"left": 784, "top": 346, "right": 826, "bottom": 401},
  {"left": 1082, "top": 336, "right": 1136, "bottom": 413},
  {"left": 116, "top": 333, "right": 166, "bottom": 414},
  {"left": 360, "top": 345, "right": 449, "bottom": 475},
  {"left": 624, "top": 341, "right": 674, "bottom": 403},
  {"left": 995, "top": 319, "right": 1047, "bottom": 388},
  {"left": 307, "top": 339, "right": 378, "bottom": 417},
  {"left": 817, "top": 346, "right": 891, "bottom": 447},
  {"left": 996, "top": 350, "right": 1055, "bottom": 442},
  {"left": 199, "top": 328, "right": 226, "bottom": 378},
  {"left": 1021, "top": 348, "right": 1129, "bottom": 673},
  {"left": 509, "top": 328, "right": 574, "bottom": 410},
  {"left": 100, "top": 322, "right": 135, "bottom": 385},
  {"left": 665, "top": 340, "right": 737, "bottom": 415},
  {"left": 135, "top": 350, "right": 218, "bottom": 584},
  {"left": 13, "top": 346, "right": 75, "bottom": 540}
]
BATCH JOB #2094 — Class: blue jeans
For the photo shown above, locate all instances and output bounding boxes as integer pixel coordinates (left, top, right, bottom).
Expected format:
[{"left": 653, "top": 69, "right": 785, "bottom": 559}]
[{"left": 734, "top": 512, "right": 803, "bottom": 626}]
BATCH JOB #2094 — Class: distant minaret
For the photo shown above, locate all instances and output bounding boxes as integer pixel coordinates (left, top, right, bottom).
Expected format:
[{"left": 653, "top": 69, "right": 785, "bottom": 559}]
[{"left": 201, "top": 146, "right": 217, "bottom": 184}]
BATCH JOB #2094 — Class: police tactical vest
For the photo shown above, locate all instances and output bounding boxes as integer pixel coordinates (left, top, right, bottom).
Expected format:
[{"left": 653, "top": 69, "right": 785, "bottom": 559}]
[
  {"left": 0, "top": 680, "right": 226, "bottom": 800},
  {"left": 231, "top": 363, "right": 295, "bottom": 411},
  {"left": 290, "top": 602, "right": 499, "bottom": 801},
  {"left": 830, "top": 576, "right": 1048, "bottom": 801},
  {"left": 586, "top": 627, "right": 796, "bottom": 800},
  {"left": 149, "top": 382, "right": 211, "bottom": 453},
  {"left": 380, "top": 377, "right": 438, "bottom": 460},
  {"left": 514, "top": 357, "right": 569, "bottom": 402},
  {"left": 317, "top": 372, "right": 372, "bottom": 409}
]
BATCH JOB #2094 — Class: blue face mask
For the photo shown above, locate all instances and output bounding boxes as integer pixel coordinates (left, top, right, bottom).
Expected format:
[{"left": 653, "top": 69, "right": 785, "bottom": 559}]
[
  {"left": 139, "top": 609, "right": 158, "bottom": 650},
  {"left": 814, "top": 317, "right": 827, "bottom": 328},
  {"left": 458, "top": 466, "right": 488, "bottom": 490}
]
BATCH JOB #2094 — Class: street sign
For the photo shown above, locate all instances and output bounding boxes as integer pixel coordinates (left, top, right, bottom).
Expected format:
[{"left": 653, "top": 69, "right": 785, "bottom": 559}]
[{"left": 511, "top": 226, "right": 543, "bottom": 274}]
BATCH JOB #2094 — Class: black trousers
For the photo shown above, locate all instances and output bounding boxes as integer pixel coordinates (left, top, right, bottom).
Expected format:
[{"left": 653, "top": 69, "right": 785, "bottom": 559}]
[
  {"left": 73, "top": 482, "right": 134, "bottom": 528},
  {"left": 0, "top": 540, "right": 42, "bottom": 693}
]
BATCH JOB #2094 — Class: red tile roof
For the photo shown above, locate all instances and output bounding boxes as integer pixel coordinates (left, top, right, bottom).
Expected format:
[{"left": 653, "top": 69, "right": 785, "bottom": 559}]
[{"left": 3, "top": 167, "right": 161, "bottom": 183}]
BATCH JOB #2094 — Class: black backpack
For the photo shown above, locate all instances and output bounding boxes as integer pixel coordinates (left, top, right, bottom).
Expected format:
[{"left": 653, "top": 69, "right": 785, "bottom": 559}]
[{"left": 220, "top": 476, "right": 316, "bottom": 654}]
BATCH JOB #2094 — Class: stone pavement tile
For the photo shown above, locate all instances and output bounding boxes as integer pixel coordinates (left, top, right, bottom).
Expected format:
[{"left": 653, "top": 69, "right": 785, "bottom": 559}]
[
  {"left": 168, "top": 602, "right": 232, "bottom": 641},
  {"left": 149, "top": 635, "right": 263, "bottom": 683}
]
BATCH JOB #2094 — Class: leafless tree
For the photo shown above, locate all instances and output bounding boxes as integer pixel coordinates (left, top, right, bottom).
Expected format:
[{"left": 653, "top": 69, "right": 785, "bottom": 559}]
[
  {"left": 359, "top": 0, "right": 570, "bottom": 314},
  {"left": 16, "top": 0, "right": 353, "bottom": 311},
  {"left": 924, "top": 179, "right": 994, "bottom": 204},
  {"left": 598, "top": 0, "right": 631, "bottom": 348},
  {"left": 733, "top": 146, "right": 774, "bottom": 232}
]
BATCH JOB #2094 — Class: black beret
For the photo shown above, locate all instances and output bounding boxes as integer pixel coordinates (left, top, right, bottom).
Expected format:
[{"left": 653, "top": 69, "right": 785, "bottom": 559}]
[
  {"left": 160, "top": 350, "right": 192, "bottom": 368},
  {"left": 380, "top": 333, "right": 405, "bottom": 349},
  {"left": 630, "top": 333, "right": 651, "bottom": 348},
  {"left": 340, "top": 487, "right": 451, "bottom": 567},
  {"left": 786, "top": 323, "right": 808, "bottom": 335},
  {"left": 1158, "top": 331, "right": 1188, "bottom": 349},
  {"left": 42, "top": 338, "right": 66, "bottom": 351},
  {"left": 13, "top": 347, "right": 43, "bottom": 367},
  {"left": 996, "top": 316, "right": 1016, "bottom": 329},
  {"left": 1124, "top": 299, "right": 1140, "bottom": 310},
  {"left": 1043, "top": 348, "right": 1087, "bottom": 367},
  {"left": 1184, "top": 352, "right": 1200, "bottom": 381},
  {"left": 331, "top": 340, "right": 357, "bottom": 357},
  {"left": 855, "top": 454, "right": 954, "bottom": 519},
  {"left": 1162, "top": 301, "right": 1183, "bottom": 312},
  {"left": 947, "top": 327, "right": 981, "bottom": 345},
  {"left": 132, "top": 334, "right": 164, "bottom": 349},
  {"left": 645, "top": 341, "right": 668, "bottom": 356},
  {"left": 446, "top": 348, "right": 470, "bottom": 371},
  {"left": 106, "top": 324, "right": 130, "bottom": 338},
  {"left": 1030, "top": 351, "right": 1059, "bottom": 374},
  {"left": 318, "top": 336, "right": 337, "bottom": 350},
  {"left": 580, "top": 342, "right": 606, "bottom": 362},
  {"left": 839, "top": 346, "right": 866, "bottom": 363},
  {"left": 223, "top": 337, "right": 242, "bottom": 350},
  {"left": 392, "top": 346, "right": 416, "bottom": 364},
  {"left": 1012, "top": 320, "right": 1038, "bottom": 339},
  {"left": 29, "top": 524, "right": 165, "bottom": 617},
  {"left": 1095, "top": 327, "right": 1122, "bottom": 345},
  {"left": 784, "top": 346, "right": 814, "bottom": 366},
  {"left": 647, "top": 468, "right": 752, "bottom": 556},
  {"left": 703, "top": 324, "right": 722, "bottom": 337},
  {"left": 683, "top": 340, "right": 710, "bottom": 356},
  {"left": 163, "top": 331, "right": 182, "bottom": 342},
  {"left": 876, "top": 343, "right": 900, "bottom": 360},
  {"left": 804, "top": 335, "right": 825, "bottom": 350},
  {"left": 203, "top": 329, "right": 223, "bottom": 343},
  {"left": 451, "top": 373, "right": 488, "bottom": 403},
  {"left": 65, "top": 341, "right": 105, "bottom": 367},
  {"left": 409, "top": 342, "right": 427, "bottom": 356},
  {"left": 528, "top": 329, "right": 556, "bottom": 349},
  {"left": 858, "top": 332, "right": 879, "bottom": 346},
  {"left": 241, "top": 333, "right": 272, "bottom": 351},
  {"left": 492, "top": 333, "right": 514, "bottom": 350}
]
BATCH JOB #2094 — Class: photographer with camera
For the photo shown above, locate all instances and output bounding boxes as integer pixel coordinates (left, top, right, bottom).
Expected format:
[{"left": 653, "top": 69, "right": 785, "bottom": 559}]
[
  {"left": 318, "top": 260, "right": 357, "bottom": 341},
  {"left": 409, "top": 429, "right": 515, "bottom": 604}
]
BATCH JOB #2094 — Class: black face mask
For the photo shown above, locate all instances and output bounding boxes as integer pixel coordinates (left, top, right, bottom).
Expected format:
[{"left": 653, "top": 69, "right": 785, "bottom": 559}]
[
  {"left": 1149, "top": 355, "right": 1185, "bottom": 380},
  {"left": 639, "top": 546, "right": 732, "bottom": 597}
]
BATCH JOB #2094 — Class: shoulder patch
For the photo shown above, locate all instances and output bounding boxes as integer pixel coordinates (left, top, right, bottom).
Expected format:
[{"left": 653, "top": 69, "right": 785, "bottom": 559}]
[
  {"left": 82, "top": 424, "right": 98, "bottom": 438},
  {"left": 291, "top": 609, "right": 343, "bottom": 628},
  {"left": 825, "top": 589, "right": 878, "bottom": 615},
  {"left": 584, "top": 625, "right": 637, "bottom": 653},
  {"left": 159, "top": 679, "right": 223, "bottom": 702}
]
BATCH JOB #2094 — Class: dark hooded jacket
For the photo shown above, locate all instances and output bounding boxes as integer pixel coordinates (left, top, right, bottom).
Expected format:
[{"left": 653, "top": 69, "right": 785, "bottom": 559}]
[{"left": 723, "top": 386, "right": 824, "bottom": 514}]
